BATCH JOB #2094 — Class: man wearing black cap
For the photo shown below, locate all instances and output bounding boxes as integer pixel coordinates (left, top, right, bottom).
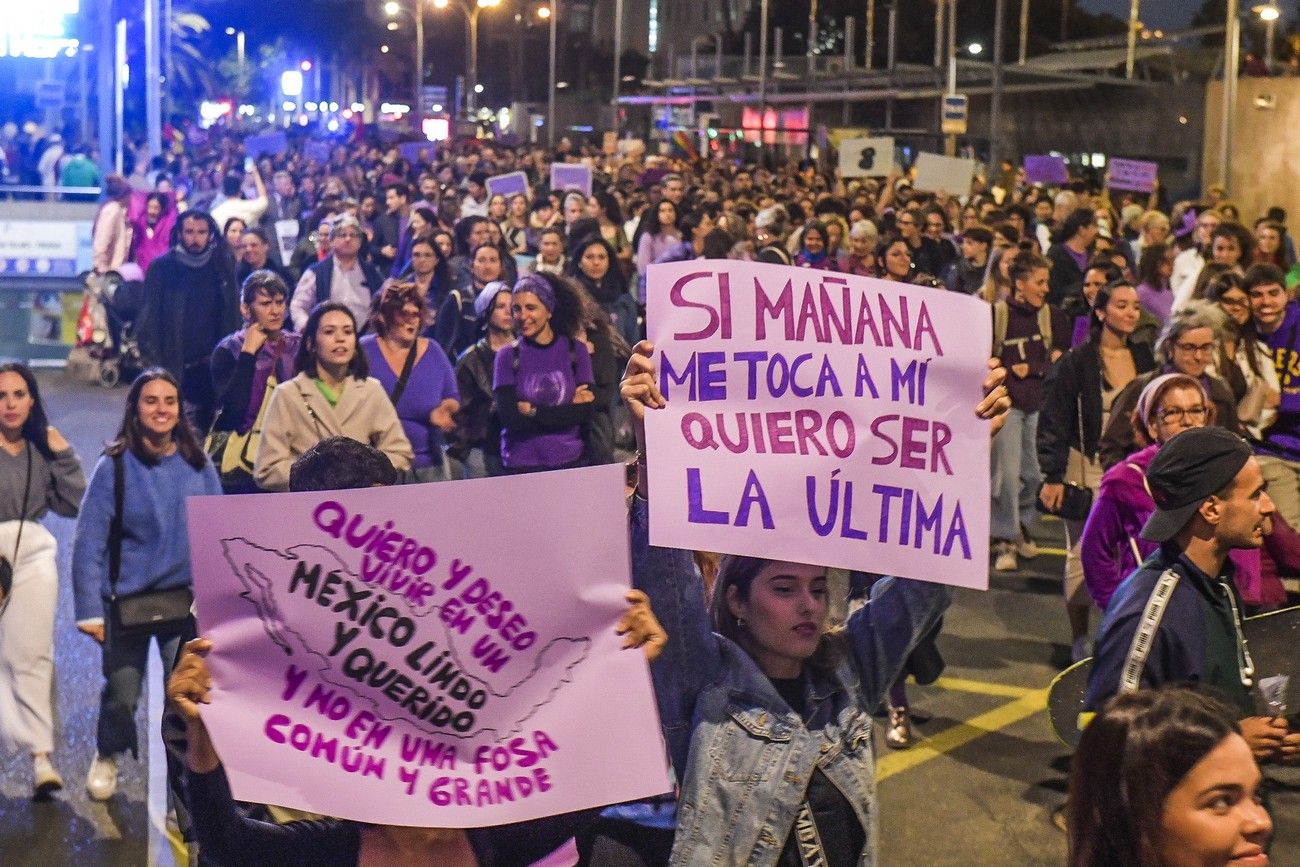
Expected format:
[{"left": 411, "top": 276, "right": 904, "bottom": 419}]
[{"left": 1085, "top": 427, "right": 1299, "bottom": 761}]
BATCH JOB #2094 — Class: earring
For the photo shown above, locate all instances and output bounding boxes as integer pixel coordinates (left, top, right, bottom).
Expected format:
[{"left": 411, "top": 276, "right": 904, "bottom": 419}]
[{"left": 736, "top": 617, "right": 746, "bottom": 629}]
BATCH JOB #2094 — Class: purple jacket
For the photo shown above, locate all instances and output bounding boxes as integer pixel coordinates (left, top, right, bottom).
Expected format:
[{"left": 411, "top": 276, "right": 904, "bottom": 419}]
[{"left": 1081, "top": 443, "right": 1267, "bottom": 609}]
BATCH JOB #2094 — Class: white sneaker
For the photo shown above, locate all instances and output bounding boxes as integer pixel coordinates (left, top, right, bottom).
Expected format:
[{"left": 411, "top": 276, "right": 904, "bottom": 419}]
[
  {"left": 33, "top": 754, "right": 63, "bottom": 798},
  {"left": 993, "top": 541, "right": 1018, "bottom": 572},
  {"left": 86, "top": 755, "right": 118, "bottom": 801},
  {"left": 1016, "top": 532, "right": 1040, "bottom": 560}
]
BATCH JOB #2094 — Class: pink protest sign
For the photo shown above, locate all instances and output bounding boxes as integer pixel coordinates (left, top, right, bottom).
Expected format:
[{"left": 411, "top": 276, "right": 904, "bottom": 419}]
[
  {"left": 644, "top": 260, "right": 992, "bottom": 590},
  {"left": 1108, "top": 158, "right": 1158, "bottom": 193},
  {"left": 186, "top": 464, "right": 670, "bottom": 827}
]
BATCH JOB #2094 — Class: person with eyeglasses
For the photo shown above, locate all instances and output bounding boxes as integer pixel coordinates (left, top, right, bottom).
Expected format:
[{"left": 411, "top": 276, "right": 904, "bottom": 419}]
[
  {"left": 1083, "top": 372, "right": 1294, "bottom": 615},
  {"left": 1203, "top": 271, "right": 1280, "bottom": 442},
  {"left": 289, "top": 215, "right": 384, "bottom": 333},
  {"left": 1099, "top": 308, "right": 1242, "bottom": 471}
]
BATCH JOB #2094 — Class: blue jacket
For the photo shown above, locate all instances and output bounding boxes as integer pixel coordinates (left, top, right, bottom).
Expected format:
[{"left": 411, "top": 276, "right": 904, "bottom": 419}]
[
  {"left": 72, "top": 450, "right": 222, "bottom": 623},
  {"left": 630, "top": 499, "right": 950, "bottom": 867},
  {"left": 1085, "top": 543, "right": 1255, "bottom": 717}
]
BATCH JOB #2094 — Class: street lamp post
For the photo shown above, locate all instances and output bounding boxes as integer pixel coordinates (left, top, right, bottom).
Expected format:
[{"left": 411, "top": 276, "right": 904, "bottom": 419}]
[
  {"left": 1254, "top": 3, "right": 1280, "bottom": 71},
  {"left": 547, "top": 0, "right": 557, "bottom": 147},
  {"left": 385, "top": 1, "right": 425, "bottom": 136},
  {"left": 1220, "top": 0, "right": 1240, "bottom": 191},
  {"left": 432, "top": 0, "right": 501, "bottom": 118}
]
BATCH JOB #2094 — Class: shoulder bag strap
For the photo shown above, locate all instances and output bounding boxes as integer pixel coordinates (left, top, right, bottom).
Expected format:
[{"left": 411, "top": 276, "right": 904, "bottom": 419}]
[
  {"left": 9, "top": 445, "right": 32, "bottom": 569},
  {"left": 389, "top": 340, "right": 419, "bottom": 406},
  {"left": 109, "top": 453, "right": 125, "bottom": 599},
  {"left": 1076, "top": 392, "right": 1086, "bottom": 458},
  {"left": 1118, "top": 568, "right": 1181, "bottom": 694},
  {"left": 295, "top": 384, "right": 328, "bottom": 438}
]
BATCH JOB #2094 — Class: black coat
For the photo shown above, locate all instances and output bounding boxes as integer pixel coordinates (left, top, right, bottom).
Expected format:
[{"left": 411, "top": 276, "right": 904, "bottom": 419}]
[
  {"left": 1037, "top": 339, "right": 1157, "bottom": 484},
  {"left": 1046, "top": 242, "right": 1089, "bottom": 308},
  {"left": 137, "top": 213, "right": 240, "bottom": 378}
]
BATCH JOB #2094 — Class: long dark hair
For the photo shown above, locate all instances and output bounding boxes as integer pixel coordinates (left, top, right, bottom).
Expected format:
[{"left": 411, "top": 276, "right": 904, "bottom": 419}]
[
  {"left": 295, "top": 302, "right": 370, "bottom": 380},
  {"left": 1136, "top": 241, "right": 1170, "bottom": 290},
  {"left": 708, "top": 555, "right": 843, "bottom": 678},
  {"left": 519, "top": 271, "right": 587, "bottom": 341},
  {"left": 0, "top": 362, "right": 55, "bottom": 459},
  {"left": 106, "top": 369, "right": 207, "bottom": 470},
  {"left": 1088, "top": 279, "right": 1137, "bottom": 342},
  {"left": 1205, "top": 271, "right": 1263, "bottom": 378},
  {"left": 566, "top": 234, "right": 627, "bottom": 304},
  {"left": 1068, "top": 688, "right": 1245, "bottom": 867}
]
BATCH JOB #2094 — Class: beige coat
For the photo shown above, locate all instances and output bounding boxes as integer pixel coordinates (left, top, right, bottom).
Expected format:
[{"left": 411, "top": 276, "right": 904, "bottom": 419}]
[{"left": 253, "top": 372, "right": 413, "bottom": 492}]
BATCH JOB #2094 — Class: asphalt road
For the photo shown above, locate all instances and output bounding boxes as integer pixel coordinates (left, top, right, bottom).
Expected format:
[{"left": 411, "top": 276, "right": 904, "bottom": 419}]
[{"left": 1, "top": 369, "right": 1295, "bottom": 866}]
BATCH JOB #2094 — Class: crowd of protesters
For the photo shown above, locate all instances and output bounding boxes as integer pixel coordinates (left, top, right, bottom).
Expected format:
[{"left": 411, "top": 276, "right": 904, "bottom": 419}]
[{"left": 0, "top": 123, "right": 1298, "bottom": 864}]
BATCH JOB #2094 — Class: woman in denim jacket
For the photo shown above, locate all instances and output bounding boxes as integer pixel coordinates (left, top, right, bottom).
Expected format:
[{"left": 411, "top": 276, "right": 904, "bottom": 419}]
[{"left": 621, "top": 342, "right": 1011, "bottom": 867}]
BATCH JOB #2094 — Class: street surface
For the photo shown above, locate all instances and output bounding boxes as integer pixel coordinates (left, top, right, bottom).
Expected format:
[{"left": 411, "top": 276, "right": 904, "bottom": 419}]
[{"left": 1, "top": 369, "right": 1295, "bottom": 865}]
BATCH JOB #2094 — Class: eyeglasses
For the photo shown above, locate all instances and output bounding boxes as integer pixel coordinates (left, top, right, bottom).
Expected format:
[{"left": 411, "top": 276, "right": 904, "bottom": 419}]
[
  {"left": 1174, "top": 342, "right": 1216, "bottom": 355},
  {"left": 1158, "top": 406, "right": 1207, "bottom": 424}
]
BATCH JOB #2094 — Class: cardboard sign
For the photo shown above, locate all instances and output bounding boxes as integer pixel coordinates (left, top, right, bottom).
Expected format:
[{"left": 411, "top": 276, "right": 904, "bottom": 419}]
[
  {"left": 486, "top": 171, "right": 530, "bottom": 199},
  {"left": 246, "top": 132, "right": 288, "bottom": 159},
  {"left": 187, "top": 465, "right": 670, "bottom": 827},
  {"left": 1023, "top": 155, "right": 1068, "bottom": 186},
  {"left": 912, "top": 152, "right": 976, "bottom": 196},
  {"left": 838, "top": 137, "right": 896, "bottom": 179},
  {"left": 1108, "top": 158, "right": 1158, "bottom": 193},
  {"left": 644, "top": 260, "right": 993, "bottom": 589},
  {"left": 549, "top": 163, "right": 592, "bottom": 197}
]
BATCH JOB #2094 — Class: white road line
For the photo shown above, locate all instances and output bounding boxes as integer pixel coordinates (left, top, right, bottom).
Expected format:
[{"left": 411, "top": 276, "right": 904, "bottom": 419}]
[{"left": 147, "top": 653, "right": 180, "bottom": 867}]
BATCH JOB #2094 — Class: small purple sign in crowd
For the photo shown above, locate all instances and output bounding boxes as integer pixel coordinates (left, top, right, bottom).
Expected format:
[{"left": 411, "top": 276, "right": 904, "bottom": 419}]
[
  {"left": 1023, "top": 155, "right": 1069, "bottom": 186},
  {"left": 1107, "top": 158, "right": 1159, "bottom": 193},
  {"left": 644, "top": 260, "right": 993, "bottom": 590},
  {"left": 549, "top": 163, "right": 593, "bottom": 197},
  {"left": 186, "top": 464, "right": 669, "bottom": 827}
]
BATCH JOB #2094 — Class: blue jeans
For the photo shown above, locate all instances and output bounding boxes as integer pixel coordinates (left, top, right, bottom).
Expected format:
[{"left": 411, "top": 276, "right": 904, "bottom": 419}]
[
  {"left": 990, "top": 408, "right": 1042, "bottom": 542},
  {"left": 97, "top": 613, "right": 193, "bottom": 759}
]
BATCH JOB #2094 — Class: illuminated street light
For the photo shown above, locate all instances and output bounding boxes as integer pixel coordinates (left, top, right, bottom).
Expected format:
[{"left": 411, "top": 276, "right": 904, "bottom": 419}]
[
  {"left": 1255, "top": 3, "right": 1280, "bottom": 20},
  {"left": 967, "top": 42, "right": 983, "bottom": 55},
  {"left": 473, "top": 83, "right": 484, "bottom": 93},
  {"left": 387, "top": 22, "right": 400, "bottom": 30},
  {"left": 384, "top": 0, "right": 401, "bottom": 14},
  {"left": 280, "top": 70, "right": 304, "bottom": 96},
  {"left": 300, "top": 60, "right": 312, "bottom": 71},
  {"left": 225, "top": 27, "right": 236, "bottom": 35},
  {"left": 536, "top": 4, "right": 550, "bottom": 17}
]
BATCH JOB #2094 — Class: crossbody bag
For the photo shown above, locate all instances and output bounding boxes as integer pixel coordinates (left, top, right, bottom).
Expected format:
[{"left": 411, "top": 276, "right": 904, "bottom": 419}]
[{"left": 107, "top": 453, "right": 193, "bottom": 635}]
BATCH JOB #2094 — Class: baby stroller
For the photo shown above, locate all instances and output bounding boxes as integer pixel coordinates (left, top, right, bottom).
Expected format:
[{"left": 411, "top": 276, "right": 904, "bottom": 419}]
[{"left": 75, "top": 264, "right": 145, "bottom": 388}]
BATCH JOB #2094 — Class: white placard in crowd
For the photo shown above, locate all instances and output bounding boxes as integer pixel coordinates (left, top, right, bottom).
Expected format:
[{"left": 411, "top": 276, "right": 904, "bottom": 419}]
[
  {"left": 912, "top": 153, "right": 977, "bottom": 196},
  {"left": 838, "top": 137, "right": 895, "bottom": 178}
]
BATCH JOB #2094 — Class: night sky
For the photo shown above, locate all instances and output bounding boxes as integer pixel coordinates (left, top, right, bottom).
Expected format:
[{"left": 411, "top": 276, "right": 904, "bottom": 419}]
[{"left": 1080, "top": 0, "right": 1296, "bottom": 29}]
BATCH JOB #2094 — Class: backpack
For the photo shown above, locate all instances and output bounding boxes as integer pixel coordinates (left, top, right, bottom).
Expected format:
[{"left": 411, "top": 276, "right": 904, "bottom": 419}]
[{"left": 992, "top": 299, "right": 1053, "bottom": 358}]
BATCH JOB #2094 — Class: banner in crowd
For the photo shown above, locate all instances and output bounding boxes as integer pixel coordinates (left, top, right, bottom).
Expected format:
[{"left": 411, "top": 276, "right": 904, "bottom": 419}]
[
  {"left": 1107, "top": 158, "right": 1158, "bottom": 193},
  {"left": 187, "top": 464, "right": 670, "bottom": 827},
  {"left": 486, "top": 171, "right": 530, "bottom": 198},
  {"left": 912, "top": 153, "right": 976, "bottom": 196},
  {"left": 550, "top": 163, "right": 593, "bottom": 197},
  {"left": 1023, "top": 155, "right": 1068, "bottom": 185},
  {"left": 644, "top": 260, "right": 993, "bottom": 589}
]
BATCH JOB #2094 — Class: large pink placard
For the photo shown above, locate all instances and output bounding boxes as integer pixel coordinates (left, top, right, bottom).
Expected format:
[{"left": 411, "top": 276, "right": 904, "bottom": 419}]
[
  {"left": 645, "top": 260, "right": 992, "bottom": 589},
  {"left": 186, "top": 464, "right": 670, "bottom": 827}
]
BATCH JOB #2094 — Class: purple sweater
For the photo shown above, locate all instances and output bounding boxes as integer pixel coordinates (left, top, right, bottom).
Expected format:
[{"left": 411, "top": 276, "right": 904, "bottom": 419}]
[{"left": 1080, "top": 443, "right": 1260, "bottom": 609}]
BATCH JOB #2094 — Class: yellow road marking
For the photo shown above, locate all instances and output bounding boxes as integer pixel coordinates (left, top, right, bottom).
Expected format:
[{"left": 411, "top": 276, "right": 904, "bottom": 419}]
[
  {"left": 930, "top": 676, "right": 1035, "bottom": 699},
  {"left": 1034, "top": 546, "right": 1068, "bottom": 557},
  {"left": 877, "top": 688, "right": 1049, "bottom": 782}
]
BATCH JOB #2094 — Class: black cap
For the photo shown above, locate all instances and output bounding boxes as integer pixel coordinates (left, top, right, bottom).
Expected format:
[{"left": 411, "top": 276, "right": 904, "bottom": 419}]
[{"left": 1140, "top": 427, "right": 1253, "bottom": 543}]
